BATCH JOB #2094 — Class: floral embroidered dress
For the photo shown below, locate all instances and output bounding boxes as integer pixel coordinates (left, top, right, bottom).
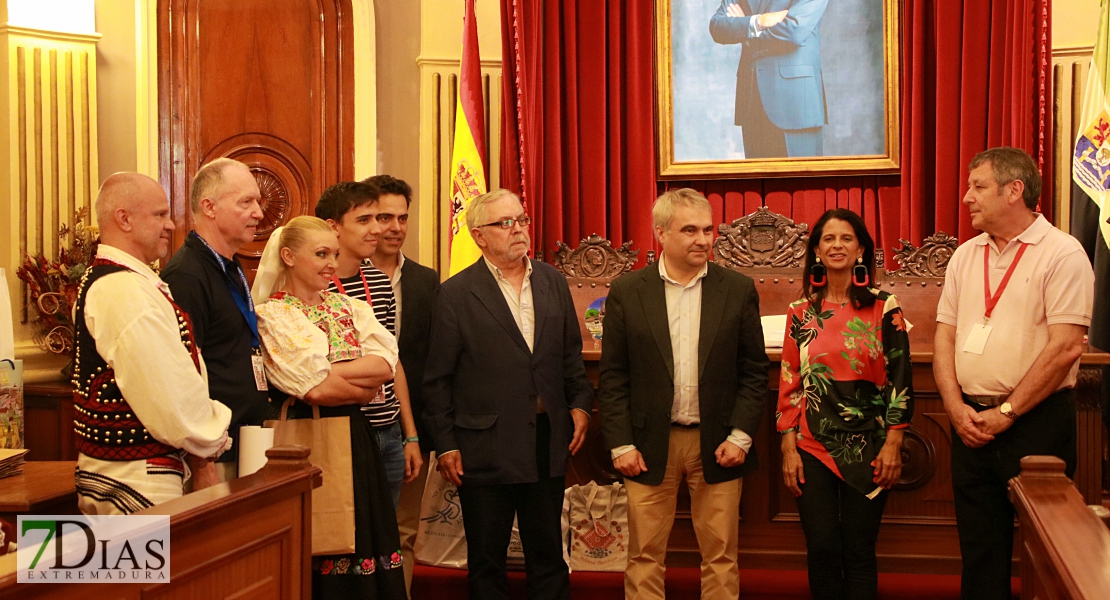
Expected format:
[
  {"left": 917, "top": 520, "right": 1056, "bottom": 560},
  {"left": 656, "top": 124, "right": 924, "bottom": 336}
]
[
  {"left": 776, "top": 290, "right": 914, "bottom": 497},
  {"left": 257, "top": 291, "right": 406, "bottom": 599}
]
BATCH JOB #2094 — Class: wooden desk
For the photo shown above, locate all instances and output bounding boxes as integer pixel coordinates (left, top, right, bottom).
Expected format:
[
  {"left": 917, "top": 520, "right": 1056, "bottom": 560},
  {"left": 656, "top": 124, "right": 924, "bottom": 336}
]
[
  {"left": 0, "top": 461, "right": 78, "bottom": 520},
  {"left": 23, "top": 382, "right": 75, "bottom": 461}
]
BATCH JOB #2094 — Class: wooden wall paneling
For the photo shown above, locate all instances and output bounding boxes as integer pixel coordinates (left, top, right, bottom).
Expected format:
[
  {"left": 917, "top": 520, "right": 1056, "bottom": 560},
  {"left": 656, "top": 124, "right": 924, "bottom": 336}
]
[
  {"left": 1051, "top": 46, "right": 1092, "bottom": 231},
  {"left": 17, "top": 45, "right": 28, "bottom": 322},
  {"left": 158, "top": 0, "right": 355, "bottom": 279},
  {"left": 6, "top": 29, "right": 99, "bottom": 330},
  {"left": 22, "top": 382, "right": 75, "bottom": 462}
]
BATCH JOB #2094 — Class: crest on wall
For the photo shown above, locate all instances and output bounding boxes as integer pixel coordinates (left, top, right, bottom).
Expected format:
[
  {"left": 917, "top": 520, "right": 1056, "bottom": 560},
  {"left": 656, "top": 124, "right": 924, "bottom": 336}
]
[
  {"left": 885, "top": 232, "right": 958, "bottom": 278},
  {"left": 714, "top": 207, "right": 809, "bottom": 269},
  {"left": 552, "top": 234, "right": 639, "bottom": 279}
]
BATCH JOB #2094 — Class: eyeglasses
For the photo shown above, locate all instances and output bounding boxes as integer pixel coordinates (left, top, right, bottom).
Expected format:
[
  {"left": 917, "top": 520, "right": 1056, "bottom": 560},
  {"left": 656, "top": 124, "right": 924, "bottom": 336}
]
[{"left": 478, "top": 216, "right": 532, "bottom": 229}]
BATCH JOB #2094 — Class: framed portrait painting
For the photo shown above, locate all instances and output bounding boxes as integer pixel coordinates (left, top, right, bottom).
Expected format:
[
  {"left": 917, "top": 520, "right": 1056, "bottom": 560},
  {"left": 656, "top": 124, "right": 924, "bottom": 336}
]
[{"left": 655, "top": 0, "right": 901, "bottom": 178}]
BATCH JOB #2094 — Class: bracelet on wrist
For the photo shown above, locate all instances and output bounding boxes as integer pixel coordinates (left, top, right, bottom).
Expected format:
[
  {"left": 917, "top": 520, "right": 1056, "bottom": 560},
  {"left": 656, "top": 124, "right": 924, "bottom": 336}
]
[{"left": 403, "top": 436, "right": 420, "bottom": 445}]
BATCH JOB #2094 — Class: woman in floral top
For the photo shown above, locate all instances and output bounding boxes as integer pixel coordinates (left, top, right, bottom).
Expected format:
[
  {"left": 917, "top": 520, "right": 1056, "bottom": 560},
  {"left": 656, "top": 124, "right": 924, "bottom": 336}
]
[
  {"left": 777, "top": 209, "right": 913, "bottom": 600},
  {"left": 252, "top": 216, "right": 406, "bottom": 599}
]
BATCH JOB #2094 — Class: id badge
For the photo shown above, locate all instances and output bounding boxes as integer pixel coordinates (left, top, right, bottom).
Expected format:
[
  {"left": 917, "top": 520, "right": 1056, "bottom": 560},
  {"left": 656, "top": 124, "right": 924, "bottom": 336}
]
[
  {"left": 962, "top": 323, "right": 992, "bottom": 355},
  {"left": 251, "top": 354, "right": 268, "bottom": 391}
]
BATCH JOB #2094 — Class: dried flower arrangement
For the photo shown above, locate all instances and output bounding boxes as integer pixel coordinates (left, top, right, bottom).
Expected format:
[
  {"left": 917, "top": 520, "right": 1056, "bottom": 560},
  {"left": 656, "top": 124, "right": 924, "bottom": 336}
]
[{"left": 15, "top": 207, "right": 99, "bottom": 355}]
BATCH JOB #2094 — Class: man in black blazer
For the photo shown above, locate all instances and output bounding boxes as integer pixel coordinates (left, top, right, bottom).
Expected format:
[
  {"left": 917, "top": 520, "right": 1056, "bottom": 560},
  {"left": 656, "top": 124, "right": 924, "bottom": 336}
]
[
  {"left": 424, "top": 189, "right": 593, "bottom": 600},
  {"left": 599, "top": 188, "right": 769, "bottom": 600},
  {"left": 364, "top": 174, "right": 440, "bottom": 593}
]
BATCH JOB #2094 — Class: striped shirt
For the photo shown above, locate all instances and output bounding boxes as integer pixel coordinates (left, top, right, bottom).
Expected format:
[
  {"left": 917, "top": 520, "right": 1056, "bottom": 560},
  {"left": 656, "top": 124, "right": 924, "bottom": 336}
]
[{"left": 327, "top": 261, "right": 400, "bottom": 427}]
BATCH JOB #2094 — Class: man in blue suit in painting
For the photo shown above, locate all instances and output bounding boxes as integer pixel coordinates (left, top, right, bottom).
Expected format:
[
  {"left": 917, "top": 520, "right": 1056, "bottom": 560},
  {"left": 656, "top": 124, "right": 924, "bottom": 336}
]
[{"left": 710, "top": 0, "right": 829, "bottom": 159}]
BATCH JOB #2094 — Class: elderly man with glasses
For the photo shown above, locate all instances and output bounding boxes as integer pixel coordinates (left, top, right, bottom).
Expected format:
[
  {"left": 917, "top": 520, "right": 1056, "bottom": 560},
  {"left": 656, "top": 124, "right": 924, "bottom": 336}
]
[{"left": 423, "top": 189, "right": 594, "bottom": 600}]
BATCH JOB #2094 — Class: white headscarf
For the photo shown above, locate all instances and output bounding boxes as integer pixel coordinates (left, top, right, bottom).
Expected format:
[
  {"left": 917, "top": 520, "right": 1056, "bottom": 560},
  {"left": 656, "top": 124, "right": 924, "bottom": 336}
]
[{"left": 250, "top": 226, "right": 287, "bottom": 306}]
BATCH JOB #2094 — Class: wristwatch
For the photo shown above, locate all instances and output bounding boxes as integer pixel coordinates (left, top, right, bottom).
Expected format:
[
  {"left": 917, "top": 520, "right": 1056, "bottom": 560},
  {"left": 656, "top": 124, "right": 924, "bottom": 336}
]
[{"left": 999, "top": 402, "right": 1018, "bottom": 420}]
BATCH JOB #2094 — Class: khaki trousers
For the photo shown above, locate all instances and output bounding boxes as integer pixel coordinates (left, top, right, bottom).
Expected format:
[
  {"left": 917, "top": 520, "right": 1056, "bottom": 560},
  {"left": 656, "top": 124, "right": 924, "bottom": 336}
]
[
  {"left": 623, "top": 426, "right": 742, "bottom": 600},
  {"left": 397, "top": 453, "right": 431, "bottom": 596}
]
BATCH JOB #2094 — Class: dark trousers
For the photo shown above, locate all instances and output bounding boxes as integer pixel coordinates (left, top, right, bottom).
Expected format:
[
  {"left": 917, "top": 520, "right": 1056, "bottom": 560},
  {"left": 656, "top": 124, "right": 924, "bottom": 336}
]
[
  {"left": 794, "top": 451, "right": 888, "bottom": 600},
  {"left": 741, "top": 77, "right": 823, "bottom": 159},
  {"left": 951, "top": 390, "right": 1076, "bottom": 600},
  {"left": 456, "top": 414, "right": 569, "bottom": 600}
]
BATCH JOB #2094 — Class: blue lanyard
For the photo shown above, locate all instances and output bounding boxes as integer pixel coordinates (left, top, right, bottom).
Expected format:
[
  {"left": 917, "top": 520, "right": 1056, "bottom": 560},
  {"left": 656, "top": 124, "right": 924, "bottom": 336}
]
[{"left": 192, "top": 232, "right": 259, "bottom": 349}]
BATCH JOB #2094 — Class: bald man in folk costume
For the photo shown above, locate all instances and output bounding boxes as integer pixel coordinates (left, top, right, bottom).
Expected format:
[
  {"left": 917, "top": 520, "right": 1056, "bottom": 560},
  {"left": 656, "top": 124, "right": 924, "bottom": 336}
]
[{"left": 72, "top": 173, "right": 232, "bottom": 515}]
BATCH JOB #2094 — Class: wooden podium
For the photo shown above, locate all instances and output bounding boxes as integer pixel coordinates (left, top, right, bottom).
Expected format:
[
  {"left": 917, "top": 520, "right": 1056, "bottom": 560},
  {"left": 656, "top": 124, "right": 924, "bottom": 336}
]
[{"left": 0, "top": 446, "right": 321, "bottom": 599}]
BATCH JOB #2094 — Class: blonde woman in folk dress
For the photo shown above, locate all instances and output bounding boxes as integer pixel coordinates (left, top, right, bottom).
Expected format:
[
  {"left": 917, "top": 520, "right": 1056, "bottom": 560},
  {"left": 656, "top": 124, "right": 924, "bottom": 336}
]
[
  {"left": 251, "top": 216, "right": 406, "bottom": 599},
  {"left": 777, "top": 209, "right": 914, "bottom": 600}
]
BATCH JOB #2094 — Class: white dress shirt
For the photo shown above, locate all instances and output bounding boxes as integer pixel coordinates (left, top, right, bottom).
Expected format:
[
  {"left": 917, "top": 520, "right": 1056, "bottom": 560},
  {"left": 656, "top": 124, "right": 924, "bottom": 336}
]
[
  {"left": 372, "top": 252, "right": 406, "bottom": 339},
  {"left": 82, "top": 245, "right": 232, "bottom": 458},
  {"left": 612, "top": 255, "right": 753, "bottom": 460},
  {"left": 485, "top": 257, "right": 535, "bottom": 351}
]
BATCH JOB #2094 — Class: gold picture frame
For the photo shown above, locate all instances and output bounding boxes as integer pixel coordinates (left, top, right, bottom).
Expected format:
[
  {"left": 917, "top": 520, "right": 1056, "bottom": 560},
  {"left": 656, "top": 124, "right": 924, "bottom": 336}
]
[{"left": 655, "top": 0, "right": 901, "bottom": 179}]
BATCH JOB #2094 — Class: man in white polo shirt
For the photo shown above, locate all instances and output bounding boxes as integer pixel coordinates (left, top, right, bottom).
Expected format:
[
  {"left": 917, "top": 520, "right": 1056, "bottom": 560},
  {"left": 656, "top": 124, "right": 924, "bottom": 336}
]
[{"left": 934, "top": 147, "right": 1094, "bottom": 600}]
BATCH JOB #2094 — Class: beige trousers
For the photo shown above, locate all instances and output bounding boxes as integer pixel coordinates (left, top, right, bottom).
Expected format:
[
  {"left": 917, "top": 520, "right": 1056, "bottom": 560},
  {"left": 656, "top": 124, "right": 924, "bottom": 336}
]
[
  {"left": 397, "top": 453, "right": 431, "bottom": 596},
  {"left": 623, "top": 426, "right": 742, "bottom": 600}
]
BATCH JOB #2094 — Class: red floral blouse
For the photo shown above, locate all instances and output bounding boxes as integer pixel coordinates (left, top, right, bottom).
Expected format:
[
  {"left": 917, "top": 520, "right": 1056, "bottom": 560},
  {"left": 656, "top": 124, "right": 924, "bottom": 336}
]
[{"left": 776, "top": 290, "right": 914, "bottom": 496}]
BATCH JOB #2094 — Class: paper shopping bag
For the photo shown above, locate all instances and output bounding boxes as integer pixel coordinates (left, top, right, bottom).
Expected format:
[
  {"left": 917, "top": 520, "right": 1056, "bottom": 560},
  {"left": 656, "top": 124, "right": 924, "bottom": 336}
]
[
  {"left": 267, "top": 399, "right": 355, "bottom": 555},
  {"left": 0, "top": 360, "right": 23, "bottom": 449}
]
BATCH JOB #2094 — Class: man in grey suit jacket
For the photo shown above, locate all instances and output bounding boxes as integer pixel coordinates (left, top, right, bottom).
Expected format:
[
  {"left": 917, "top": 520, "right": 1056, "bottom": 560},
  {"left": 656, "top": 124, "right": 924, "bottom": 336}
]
[
  {"left": 710, "top": 0, "right": 829, "bottom": 158},
  {"left": 424, "top": 189, "right": 593, "bottom": 600},
  {"left": 599, "top": 188, "right": 769, "bottom": 600}
]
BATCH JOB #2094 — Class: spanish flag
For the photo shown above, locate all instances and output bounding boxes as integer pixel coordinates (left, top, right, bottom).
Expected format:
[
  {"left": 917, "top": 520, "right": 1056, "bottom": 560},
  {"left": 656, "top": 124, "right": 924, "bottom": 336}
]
[{"left": 447, "top": 0, "right": 489, "bottom": 276}]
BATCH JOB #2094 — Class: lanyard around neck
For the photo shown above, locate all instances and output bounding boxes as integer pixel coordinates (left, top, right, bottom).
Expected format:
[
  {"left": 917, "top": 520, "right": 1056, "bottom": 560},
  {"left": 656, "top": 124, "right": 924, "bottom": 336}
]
[
  {"left": 193, "top": 233, "right": 259, "bottom": 348},
  {"left": 983, "top": 242, "right": 1028, "bottom": 322},
  {"left": 331, "top": 267, "right": 372, "bottom": 302}
]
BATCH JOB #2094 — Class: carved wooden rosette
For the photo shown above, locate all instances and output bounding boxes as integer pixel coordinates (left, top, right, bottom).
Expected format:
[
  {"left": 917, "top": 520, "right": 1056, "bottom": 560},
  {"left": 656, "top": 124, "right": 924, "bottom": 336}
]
[
  {"left": 885, "top": 232, "right": 958, "bottom": 278},
  {"left": 252, "top": 168, "right": 290, "bottom": 238},
  {"left": 552, "top": 234, "right": 639, "bottom": 278},
  {"left": 714, "top": 206, "right": 809, "bottom": 270}
]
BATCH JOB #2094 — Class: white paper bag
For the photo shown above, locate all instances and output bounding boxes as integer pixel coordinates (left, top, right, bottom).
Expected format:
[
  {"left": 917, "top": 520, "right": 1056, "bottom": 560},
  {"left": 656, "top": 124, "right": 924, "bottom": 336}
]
[{"left": 566, "top": 481, "right": 628, "bottom": 572}]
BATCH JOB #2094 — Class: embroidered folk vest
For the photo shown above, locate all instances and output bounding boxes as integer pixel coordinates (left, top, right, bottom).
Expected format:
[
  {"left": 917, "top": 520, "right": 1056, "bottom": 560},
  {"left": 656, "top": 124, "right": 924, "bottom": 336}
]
[{"left": 71, "top": 258, "right": 202, "bottom": 460}]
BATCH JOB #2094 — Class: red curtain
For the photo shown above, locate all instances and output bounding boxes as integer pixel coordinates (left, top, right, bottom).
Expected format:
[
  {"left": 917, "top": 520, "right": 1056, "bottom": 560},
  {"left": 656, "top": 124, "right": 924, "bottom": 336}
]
[
  {"left": 901, "top": 0, "right": 1053, "bottom": 244},
  {"left": 500, "top": 0, "right": 1052, "bottom": 265},
  {"left": 499, "top": 0, "right": 657, "bottom": 262}
]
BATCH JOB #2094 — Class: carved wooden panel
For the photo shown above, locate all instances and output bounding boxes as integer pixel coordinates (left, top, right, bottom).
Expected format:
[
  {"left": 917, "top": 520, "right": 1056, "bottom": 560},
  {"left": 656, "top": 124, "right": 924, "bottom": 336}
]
[
  {"left": 714, "top": 206, "right": 809, "bottom": 270},
  {"left": 158, "top": 0, "right": 354, "bottom": 274},
  {"left": 552, "top": 234, "right": 639, "bottom": 278},
  {"left": 883, "top": 232, "right": 959, "bottom": 278}
]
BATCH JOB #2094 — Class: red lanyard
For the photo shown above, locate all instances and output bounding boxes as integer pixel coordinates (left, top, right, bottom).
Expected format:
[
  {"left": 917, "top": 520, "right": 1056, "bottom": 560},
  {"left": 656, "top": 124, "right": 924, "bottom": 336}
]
[
  {"left": 331, "top": 268, "right": 372, "bottom": 302},
  {"left": 983, "top": 242, "right": 1028, "bottom": 321}
]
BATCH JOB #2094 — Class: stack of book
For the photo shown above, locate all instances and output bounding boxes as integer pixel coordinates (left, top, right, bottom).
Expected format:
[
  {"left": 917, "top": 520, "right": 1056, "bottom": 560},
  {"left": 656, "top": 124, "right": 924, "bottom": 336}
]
[{"left": 0, "top": 448, "right": 28, "bottom": 479}]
